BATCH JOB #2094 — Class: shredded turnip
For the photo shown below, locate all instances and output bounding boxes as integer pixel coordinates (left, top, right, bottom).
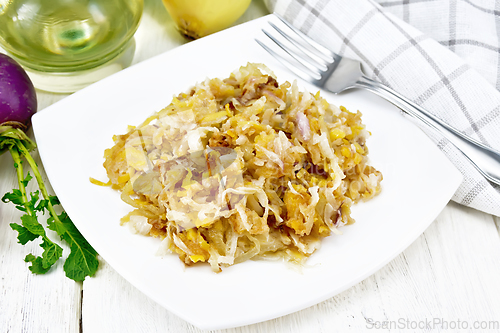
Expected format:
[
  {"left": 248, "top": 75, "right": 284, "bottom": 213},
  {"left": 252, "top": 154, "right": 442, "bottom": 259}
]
[
  {"left": 256, "top": 144, "right": 284, "bottom": 170},
  {"left": 296, "top": 111, "right": 311, "bottom": 141},
  {"left": 128, "top": 215, "right": 152, "bottom": 235}
]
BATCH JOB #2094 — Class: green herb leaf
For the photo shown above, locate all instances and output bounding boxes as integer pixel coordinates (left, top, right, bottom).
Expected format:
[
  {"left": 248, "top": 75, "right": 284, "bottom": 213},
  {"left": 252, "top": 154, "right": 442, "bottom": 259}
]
[
  {"left": 2, "top": 189, "right": 26, "bottom": 211},
  {"left": 2, "top": 189, "right": 23, "bottom": 205},
  {"left": 63, "top": 243, "right": 100, "bottom": 282},
  {"left": 40, "top": 238, "right": 63, "bottom": 269},
  {"left": 34, "top": 199, "right": 48, "bottom": 212},
  {"left": 24, "top": 254, "right": 51, "bottom": 274},
  {"left": 35, "top": 196, "right": 59, "bottom": 212},
  {"left": 48, "top": 212, "right": 99, "bottom": 281},
  {"left": 20, "top": 214, "right": 45, "bottom": 236},
  {"left": 21, "top": 172, "right": 32, "bottom": 188},
  {"left": 49, "top": 195, "right": 60, "bottom": 206},
  {"left": 27, "top": 190, "right": 40, "bottom": 212},
  {"left": 10, "top": 223, "right": 39, "bottom": 245},
  {"left": 18, "top": 213, "right": 62, "bottom": 271}
]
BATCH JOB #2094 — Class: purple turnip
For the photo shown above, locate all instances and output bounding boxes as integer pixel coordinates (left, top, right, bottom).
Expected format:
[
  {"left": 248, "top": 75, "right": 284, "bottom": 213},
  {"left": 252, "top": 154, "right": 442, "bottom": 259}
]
[{"left": 0, "top": 53, "right": 37, "bottom": 129}]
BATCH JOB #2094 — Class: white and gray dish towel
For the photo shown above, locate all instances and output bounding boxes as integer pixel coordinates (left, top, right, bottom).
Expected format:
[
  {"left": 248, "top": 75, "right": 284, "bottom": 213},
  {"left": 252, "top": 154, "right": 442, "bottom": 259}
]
[{"left": 264, "top": 0, "right": 500, "bottom": 217}]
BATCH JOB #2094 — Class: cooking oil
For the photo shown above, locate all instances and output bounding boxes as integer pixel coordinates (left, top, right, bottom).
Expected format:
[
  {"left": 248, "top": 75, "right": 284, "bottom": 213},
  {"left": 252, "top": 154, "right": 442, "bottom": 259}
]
[{"left": 0, "top": 0, "right": 143, "bottom": 91}]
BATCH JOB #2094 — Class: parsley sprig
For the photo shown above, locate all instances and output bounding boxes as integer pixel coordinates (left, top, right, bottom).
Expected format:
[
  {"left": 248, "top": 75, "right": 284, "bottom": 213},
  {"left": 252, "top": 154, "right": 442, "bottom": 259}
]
[{"left": 1, "top": 125, "right": 99, "bottom": 281}]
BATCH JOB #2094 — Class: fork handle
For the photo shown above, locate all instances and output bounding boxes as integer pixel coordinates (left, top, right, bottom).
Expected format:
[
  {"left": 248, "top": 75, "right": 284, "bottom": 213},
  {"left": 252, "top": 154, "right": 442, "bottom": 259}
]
[{"left": 355, "top": 75, "right": 500, "bottom": 186}]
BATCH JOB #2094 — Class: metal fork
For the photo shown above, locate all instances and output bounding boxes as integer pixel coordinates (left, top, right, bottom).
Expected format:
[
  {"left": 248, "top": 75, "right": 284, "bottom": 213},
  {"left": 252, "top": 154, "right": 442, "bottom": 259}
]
[{"left": 256, "top": 14, "right": 500, "bottom": 186}]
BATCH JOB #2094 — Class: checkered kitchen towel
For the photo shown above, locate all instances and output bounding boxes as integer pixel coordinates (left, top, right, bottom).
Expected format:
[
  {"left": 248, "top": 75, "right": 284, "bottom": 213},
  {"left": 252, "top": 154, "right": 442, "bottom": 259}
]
[{"left": 264, "top": 0, "right": 500, "bottom": 217}]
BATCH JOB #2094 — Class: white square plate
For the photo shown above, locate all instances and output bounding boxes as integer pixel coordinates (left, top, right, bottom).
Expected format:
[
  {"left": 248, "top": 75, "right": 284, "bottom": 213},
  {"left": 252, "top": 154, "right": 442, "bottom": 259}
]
[{"left": 32, "top": 15, "right": 462, "bottom": 330}]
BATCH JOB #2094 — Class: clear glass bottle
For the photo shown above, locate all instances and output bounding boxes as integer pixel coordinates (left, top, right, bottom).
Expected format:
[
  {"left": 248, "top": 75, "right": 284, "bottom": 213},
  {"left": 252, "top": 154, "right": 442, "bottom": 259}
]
[{"left": 0, "top": 0, "right": 144, "bottom": 92}]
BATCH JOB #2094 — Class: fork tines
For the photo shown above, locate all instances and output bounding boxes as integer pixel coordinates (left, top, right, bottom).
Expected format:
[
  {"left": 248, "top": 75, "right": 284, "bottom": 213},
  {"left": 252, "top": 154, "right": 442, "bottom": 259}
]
[{"left": 256, "top": 14, "right": 338, "bottom": 83}]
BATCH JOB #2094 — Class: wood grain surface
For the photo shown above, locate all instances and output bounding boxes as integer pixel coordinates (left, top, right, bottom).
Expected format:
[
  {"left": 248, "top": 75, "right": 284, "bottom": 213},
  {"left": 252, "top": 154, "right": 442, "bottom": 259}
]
[{"left": 1, "top": 1, "right": 499, "bottom": 332}]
